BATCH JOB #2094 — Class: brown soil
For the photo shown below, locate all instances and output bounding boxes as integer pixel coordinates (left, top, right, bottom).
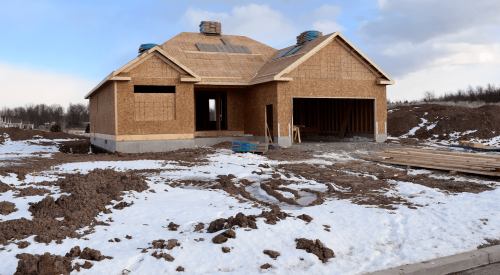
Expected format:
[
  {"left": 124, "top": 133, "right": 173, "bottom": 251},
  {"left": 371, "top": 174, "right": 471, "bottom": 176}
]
[
  {"left": 264, "top": 147, "right": 315, "bottom": 161},
  {"left": 260, "top": 263, "right": 272, "bottom": 269},
  {"left": 263, "top": 250, "right": 280, "bottom": 259},
  {"left": 0, "top": 201, "right": 17, "bottom": 215},
  {"left": 0, "top": 169, "right": 148, "bottom": 244},
  {"left": 194, "top": 222, "right": 204, "bottom": 232},
  {"left": 17, "top": 241, "right": 30, "bottom": 249},
  {"left": 176, "top": 266, "right": 185, "bottom": 272},
  {"left": 0, "top": 128, "right": 82, "bottom": 145},
  {"left": 151, "top": 239, "right": 180, "bottom": 250},
  {"left": 58, "top": 139, "right": 90, "bottom": 154},
  {"left": 222, "top": 247, "right": 231, "bottom": 253},
  {"left": 14, "top": 246, "right": 111, "bottom": 275},
  {"left": 211, "top": 174, "right": 271, "bottom": 206},
  {"left": 477, "top": 238, "right": 500, "bottom": 249},
  {"left": 168, "top": 222, "right": 180, "bottom": 231},
  {"left": 14, "top": 187, "right": 52, "bottom": 197},
  {"left": 152, "top": 251, "right": 175, "bottom": 261},
  {"left": 260, "top": 183, "right": 300, "bottom": 205},
  {"left": 0, "top": 180, "right": 13, "bottom": 193},
  {"left": 295, "top": 238, "right": 335, "bottom": 263},
  {"left": 297, "top": 214, "right": 313, "bottom": 223},
  {"left": 212, "top": 229, "right": 236, "bottom": 244},
  {"left": 388, "top": 104, "right": 500, "bottom": 141}
]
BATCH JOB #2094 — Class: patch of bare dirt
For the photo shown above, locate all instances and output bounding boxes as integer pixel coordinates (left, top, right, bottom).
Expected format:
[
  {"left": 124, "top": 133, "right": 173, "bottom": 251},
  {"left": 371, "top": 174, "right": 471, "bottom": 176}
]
[
  {"left": 211, "top": 174, "right": 271, "bottom": 206},
  {"left": 58, "top": 139, "right": 90, "bottom": 154},
  {"left": 14, "top": 187, "right": 52, "bottom": 197},
  {"left": 295, "top": 238, "right": 335, "bottom": 263},
  {"left": 14, "top": 246, "right": 111, "bottom": 275},
  {"left": 0, "top": 128, "right": 82, "bottom": 145},
  {"left": 0, "top": 201, "right": 17, "bottom": 215},
  {"left": 388, "top": 104, "right": 500, "bottom": 141},
  {"left": 263, "top": 250, "right": 280, "bottom": 259},
  {"left": 264, "top": 147, "right": 314, "bottom": 161},
  {"left": 210, "top": 141, "right": 233, "bottom": 150},
  {"left": 0, "top": 169, "right": 148, "bottom": 245}
]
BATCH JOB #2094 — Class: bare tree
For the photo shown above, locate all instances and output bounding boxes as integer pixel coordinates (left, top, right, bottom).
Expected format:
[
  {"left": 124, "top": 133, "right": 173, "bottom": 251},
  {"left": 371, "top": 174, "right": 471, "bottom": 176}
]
[{"left": 423, "top": 91, "right": 436, "bottom": 102}]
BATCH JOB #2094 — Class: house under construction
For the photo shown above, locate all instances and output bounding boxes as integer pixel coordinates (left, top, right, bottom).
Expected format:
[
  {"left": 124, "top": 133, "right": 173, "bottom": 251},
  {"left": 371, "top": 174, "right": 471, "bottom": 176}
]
[{"left": 85, "top": 21, "right": 394, "bottom": 153}]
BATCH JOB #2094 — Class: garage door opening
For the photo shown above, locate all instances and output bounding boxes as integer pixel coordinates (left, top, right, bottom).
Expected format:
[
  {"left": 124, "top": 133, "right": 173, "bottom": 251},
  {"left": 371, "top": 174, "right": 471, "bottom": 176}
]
[{"left": 293, "top": 98, "right": 375, "bottom": 141}]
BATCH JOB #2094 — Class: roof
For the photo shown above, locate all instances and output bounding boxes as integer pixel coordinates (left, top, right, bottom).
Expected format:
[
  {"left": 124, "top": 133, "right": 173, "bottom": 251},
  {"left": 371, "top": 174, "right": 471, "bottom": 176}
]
[
  {"left": 85, "top": 31, "right": 393, "bottom": 99},
  {"left": 160, "top": 32, "right": 277, "bottom": 85},
  {"left": 251, "top": 32, "right": 394, "bottom": 85}
]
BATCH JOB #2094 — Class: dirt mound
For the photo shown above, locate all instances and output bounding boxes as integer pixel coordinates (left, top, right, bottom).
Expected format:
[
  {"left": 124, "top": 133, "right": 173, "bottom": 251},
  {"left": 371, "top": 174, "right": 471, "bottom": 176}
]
[
  {"left": 0, "top": 128, "right": 82, "bottom": 144},
  {"left": 388, "top": 104, "right": 500, "bottom": 141},
  {"left": 14, "top": 187, "right": 52, "bottom": 197},
  {"left": 265, "top": 147, "right": 314, "bottom": 161},
  {"left": 152, "top": 251, "right": 175, "bottom": 261},
  {"left": 297, "top": 214, "right": 313, "bottom": 223},
  {"left": 207, "top": 205, "right": 292, "bottom": 236},
  {"left": 151, "top": 239, "right": 180, "bottom": 250},
  {"left": 0, "top": 169, "right": 148, "bottom": 244},
  {"left": 15, "top": 246, "right": 111, "bottom": 275},
  {"left": 0, "top": 180, "right": 13, "bottom": 193},
  {"left": 295, "top": 238, "right": 335, "bottom": 263},
  {"left": 260, "top": 263, "right": 272, "bottom": 269},
  {"left": 0, "top": 201, "right": 17, "bottom": 215},
  {"left": 212, "top": 229, "right": 236, "bottom": 244},
  {"left": 263, "top": 250, "right": 280, "bottom": 259},
  {"left": 58, "top": 139, "right": 90, "bottom": 154},
  {"left": 211, "top": 141, "right": 233, "bottom": 149}
]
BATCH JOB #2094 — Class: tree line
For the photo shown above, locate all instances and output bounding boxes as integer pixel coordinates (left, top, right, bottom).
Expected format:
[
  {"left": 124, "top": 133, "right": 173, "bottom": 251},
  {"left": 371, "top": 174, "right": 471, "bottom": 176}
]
[
  {"left": 388, "top": 83, "right": 500, "bottom": 105},
  {"left": 0, "top": 103, "right": 89, "bottom": 129}
]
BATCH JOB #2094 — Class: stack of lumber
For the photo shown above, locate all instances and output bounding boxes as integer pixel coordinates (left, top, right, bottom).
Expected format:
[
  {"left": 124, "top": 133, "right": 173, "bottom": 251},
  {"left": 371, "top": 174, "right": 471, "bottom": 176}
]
[
  {"left": 450, "top": 141, "right": 500, "bottom": 151},
  {"left": 362, "top": 148, "right": 500, "bottom": 176},
  {"left": 296, "top": 31, "right": 323, "bottom": 45},
  {"left": 232, "top": 141, "right": 268, "bottom": 153},
  {"left": 200, "top": 21, "right": 221, "bottom": 35},
  {"left": 459, "top": 140, "right": 483, "bottom": 148}
]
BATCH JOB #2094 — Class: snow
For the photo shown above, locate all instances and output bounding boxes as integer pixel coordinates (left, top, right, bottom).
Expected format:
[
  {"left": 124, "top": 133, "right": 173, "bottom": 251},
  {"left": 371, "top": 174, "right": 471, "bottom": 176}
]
[{"left": 1, "top": 139, "right": 500, "bottom": 274}]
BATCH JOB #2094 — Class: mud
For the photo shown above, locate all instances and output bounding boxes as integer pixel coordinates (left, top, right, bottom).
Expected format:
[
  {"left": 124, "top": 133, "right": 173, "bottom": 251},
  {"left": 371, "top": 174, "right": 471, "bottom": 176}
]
[
  {"left": 260, "top": 183, "right": 300, "bottom": 205},
  {"left": 0, "top": 169, "right": 148, "bottom": 244},
  {"left": 263, "top": 250, "right": 280, "bottom": 259},
  {"left": 113, "top": 201, "right": 134, "bottom": 210},
  {"left": 211, "top": 174, "right": 270, "bottom": 206},
  {"left": 58, "top": 139, "right": 90, "bottom": 154},
  {"left": 152, "top": 251, "right": 175, "bottom": 261},
  {"left": 0, "top": 180, "right": 13, "bottom": 193},
  {"left": 14, "top": 246, "right": 111, "bottom": 275},
  {"left": 388, "top": 104, "right": 500, "bottom": 141},
  {"left": 297, "top": 214, "right": 313, "bottom": 223},
  {"left": 17, "top": 241, "right": 30, "bottom": 249},
  {"left": 0, "top": 201, "right": 17, "bottom": 215},
  {"left": 168, "top": 222, "right": 180, "bottom": 231},
  {"left": 295, "top": 238, "right": 335, "bottom": 263},
  {"left": 260, "top": 263, "right": 272, "bottom": 269},
  {"left": 176, "top": 266, "right": 184, "bottom": 272},
  {"left": 151, "top": 239, "right": 180, "bottom": 250},
  {"left": 264, "top": 147, "right": 315, "bottom": 161},
  {"left": 0, "top": 128, "right": 82, "bottom": 145},
  {"left": 478, "top": 238, "right": 500, "bottom": 249},
  {"left": 14, "top": 187, "right": 52, "bottom": 197},
  {"left": 222, "top": 247, "right": 230, "bottom": 253},
  {"left": 212, "top": 229, "right": 236, "bottom": 244},
  {"left": 194, "top": 222, "right": 204, "bottom": 232}
]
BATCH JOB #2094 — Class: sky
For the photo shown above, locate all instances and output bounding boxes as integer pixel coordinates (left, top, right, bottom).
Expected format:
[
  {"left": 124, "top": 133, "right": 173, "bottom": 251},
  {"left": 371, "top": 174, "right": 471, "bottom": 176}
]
[{"left": 1, "top": 0, "right": 500, "bottom": 107}]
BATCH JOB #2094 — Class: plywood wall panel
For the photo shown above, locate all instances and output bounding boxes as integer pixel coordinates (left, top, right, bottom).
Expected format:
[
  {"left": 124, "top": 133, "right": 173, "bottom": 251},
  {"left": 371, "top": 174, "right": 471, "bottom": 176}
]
[{"left": 89, "top": 81, "right": 115, "bottom": 135}]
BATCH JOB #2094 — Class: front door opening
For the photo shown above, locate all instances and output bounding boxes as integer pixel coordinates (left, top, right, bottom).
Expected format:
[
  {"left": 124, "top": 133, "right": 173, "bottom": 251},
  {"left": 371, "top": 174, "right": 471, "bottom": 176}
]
[{"left": 195, "top": 91, "right": 227, "bottom": 131}]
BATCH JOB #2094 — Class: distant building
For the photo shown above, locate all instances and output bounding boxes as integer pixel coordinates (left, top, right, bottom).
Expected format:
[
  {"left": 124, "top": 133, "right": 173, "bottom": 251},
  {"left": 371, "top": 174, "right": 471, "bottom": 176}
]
[
  {"left": 0, "top": 116, "right": 11, "bottom": 128},
  {"left": 22, "top": 121, "right": 34, "bottom": 130},
  {"left": 9, "top": 118, "right": 22, "bottom": 129}
]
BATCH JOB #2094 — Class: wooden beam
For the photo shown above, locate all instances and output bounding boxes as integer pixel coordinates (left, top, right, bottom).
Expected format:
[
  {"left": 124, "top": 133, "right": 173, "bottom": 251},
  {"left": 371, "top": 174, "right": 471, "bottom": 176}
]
[{"left": 338, "top": 101, "right": 353, "bottom": 139}]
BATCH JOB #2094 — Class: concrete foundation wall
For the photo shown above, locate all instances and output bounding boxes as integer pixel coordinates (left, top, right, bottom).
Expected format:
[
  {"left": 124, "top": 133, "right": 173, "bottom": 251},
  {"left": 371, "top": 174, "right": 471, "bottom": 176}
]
[{"left": 90, "top": 136, "right": 116, "bottom": 152}]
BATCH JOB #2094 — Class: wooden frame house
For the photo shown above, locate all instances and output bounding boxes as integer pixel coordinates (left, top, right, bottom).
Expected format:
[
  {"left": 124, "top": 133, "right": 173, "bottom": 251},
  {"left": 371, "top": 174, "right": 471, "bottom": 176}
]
[{"left": 85, "top": 23, "right": 394, "bottom": 153}]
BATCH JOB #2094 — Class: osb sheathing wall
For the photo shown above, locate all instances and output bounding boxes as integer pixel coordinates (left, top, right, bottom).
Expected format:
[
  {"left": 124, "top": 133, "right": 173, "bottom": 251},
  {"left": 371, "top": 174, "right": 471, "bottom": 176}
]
[
  {"left": 277, "top": 38, "right": 387, "bottom": 137},
  {"left": 89, "top": 81, "right": 115, "bottom": 135},
  {"left": 244, "top": 82, "right": 278, "bottom": 137},
  {"left": 115, "top": 55, "right": 195, "bottom": 136}
]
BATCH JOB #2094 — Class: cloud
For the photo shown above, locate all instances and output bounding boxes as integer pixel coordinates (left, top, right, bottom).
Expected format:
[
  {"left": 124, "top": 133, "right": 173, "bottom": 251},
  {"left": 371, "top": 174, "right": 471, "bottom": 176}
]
[
  {"left": 181, "top": 4, "right": 297, "bottom": 48},
  {"left": 304, "top": 5, "right": 346, "bottom": 34},
  {"left": 355, "top": 0, "right": 500, "bottom": 100},
  {"left": 0, "top": 63, "right": 95, "bottom": 108}
]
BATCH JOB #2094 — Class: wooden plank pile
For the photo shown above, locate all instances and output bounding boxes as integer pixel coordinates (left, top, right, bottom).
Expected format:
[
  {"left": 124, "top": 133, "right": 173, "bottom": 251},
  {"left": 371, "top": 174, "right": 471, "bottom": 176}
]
[
  {"left": 232, "top": 141, "right": 268, "bottom": 153},
  {"left": 450, "top": 141, "right": 500, "bottom": 152},
  {"left": 362, "top": 148, "right": 500, "bottom": 176}
]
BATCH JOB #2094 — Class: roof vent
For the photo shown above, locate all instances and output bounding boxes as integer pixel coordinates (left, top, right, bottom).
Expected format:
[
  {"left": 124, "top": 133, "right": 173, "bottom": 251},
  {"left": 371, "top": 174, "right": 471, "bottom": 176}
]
[
  {"left": 297, "top": 31, "right": 322, "bottom": 45},
  {"left": 200, "top": 21, "right": 221, "bottom": 35},
  {"left": 138, "top": 43, "right": 158, "bottom": 55}
]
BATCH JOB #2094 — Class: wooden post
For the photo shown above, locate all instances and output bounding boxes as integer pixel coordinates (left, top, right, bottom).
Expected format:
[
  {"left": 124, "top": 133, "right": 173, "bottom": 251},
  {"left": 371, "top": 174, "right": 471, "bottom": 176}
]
[{"left": 338, "top": 101, "right": 353, "bottom": 139}]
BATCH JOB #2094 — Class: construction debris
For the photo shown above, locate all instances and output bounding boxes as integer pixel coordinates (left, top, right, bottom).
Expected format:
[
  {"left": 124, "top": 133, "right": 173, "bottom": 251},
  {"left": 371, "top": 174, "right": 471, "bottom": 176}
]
[
  {"left": 296, "top": 30, "right": 322, "bottom": 45},
  {"left": 232, "top": 141, "right": 268, "bottom": 154},
  {"left": 363, "top": 148, "right": 500, "bottom": 176}
]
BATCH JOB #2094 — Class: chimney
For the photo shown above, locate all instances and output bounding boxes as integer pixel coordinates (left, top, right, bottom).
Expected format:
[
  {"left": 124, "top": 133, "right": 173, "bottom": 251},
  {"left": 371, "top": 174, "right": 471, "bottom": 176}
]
[
  {"left": 200, "top": 21, "right": 221, "bottom": 35},
  {"left": 296, "top": 30, "right": 322, "bottom": 45}
]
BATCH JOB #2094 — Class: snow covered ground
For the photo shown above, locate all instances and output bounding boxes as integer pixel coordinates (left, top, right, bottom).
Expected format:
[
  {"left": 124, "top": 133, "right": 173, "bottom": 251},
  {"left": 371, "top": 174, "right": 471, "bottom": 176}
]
[{"left": 1, "top": 138, "right": 500, "bottom": 275}]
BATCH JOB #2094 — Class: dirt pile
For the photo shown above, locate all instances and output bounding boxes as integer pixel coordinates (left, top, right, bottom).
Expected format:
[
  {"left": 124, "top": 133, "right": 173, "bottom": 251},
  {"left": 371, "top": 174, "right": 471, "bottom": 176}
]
[
  {"left": 263, "top": 250, "right": 280, "bottom": 259},
  {"left": 212, "top": 229, "right": 236, "bottom": 244},
  {"left": 58, "top": 139, "right": 90, "bottom": 154},
  {"left": 0, "top": 169, "right": 148, "bottom": 244},
  {"left": 260, "top": 183, "right": 300, "bottom": 205},
  {"left": 0, "top": 180, "right": 13, "bottom": 193},
  {"left": 0, "top": 128, "right": 82, "bottom": 145},
  {"left": 388, "top": 104, "right": 500, "bottom": 141},
  {"left": 14, "top": 246, "right": 111, "bottom": 275},
  {"left": 152, "top": 251, "right": 175, "bottom": 261},
  {"left": 14, "top": 187, "right": 52, "bottom": 197},
  {"left": 0, "top": 201, "right": 17, "bottom": 215},
  {"left": 207, "top": 205, "right": 292, "bottom": 236},
  {"left": 295, "top": 238, "right": 334, "bottom": 263},
  {"left": 151, "top": 239, "right": 180, "bottom": 250}
]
